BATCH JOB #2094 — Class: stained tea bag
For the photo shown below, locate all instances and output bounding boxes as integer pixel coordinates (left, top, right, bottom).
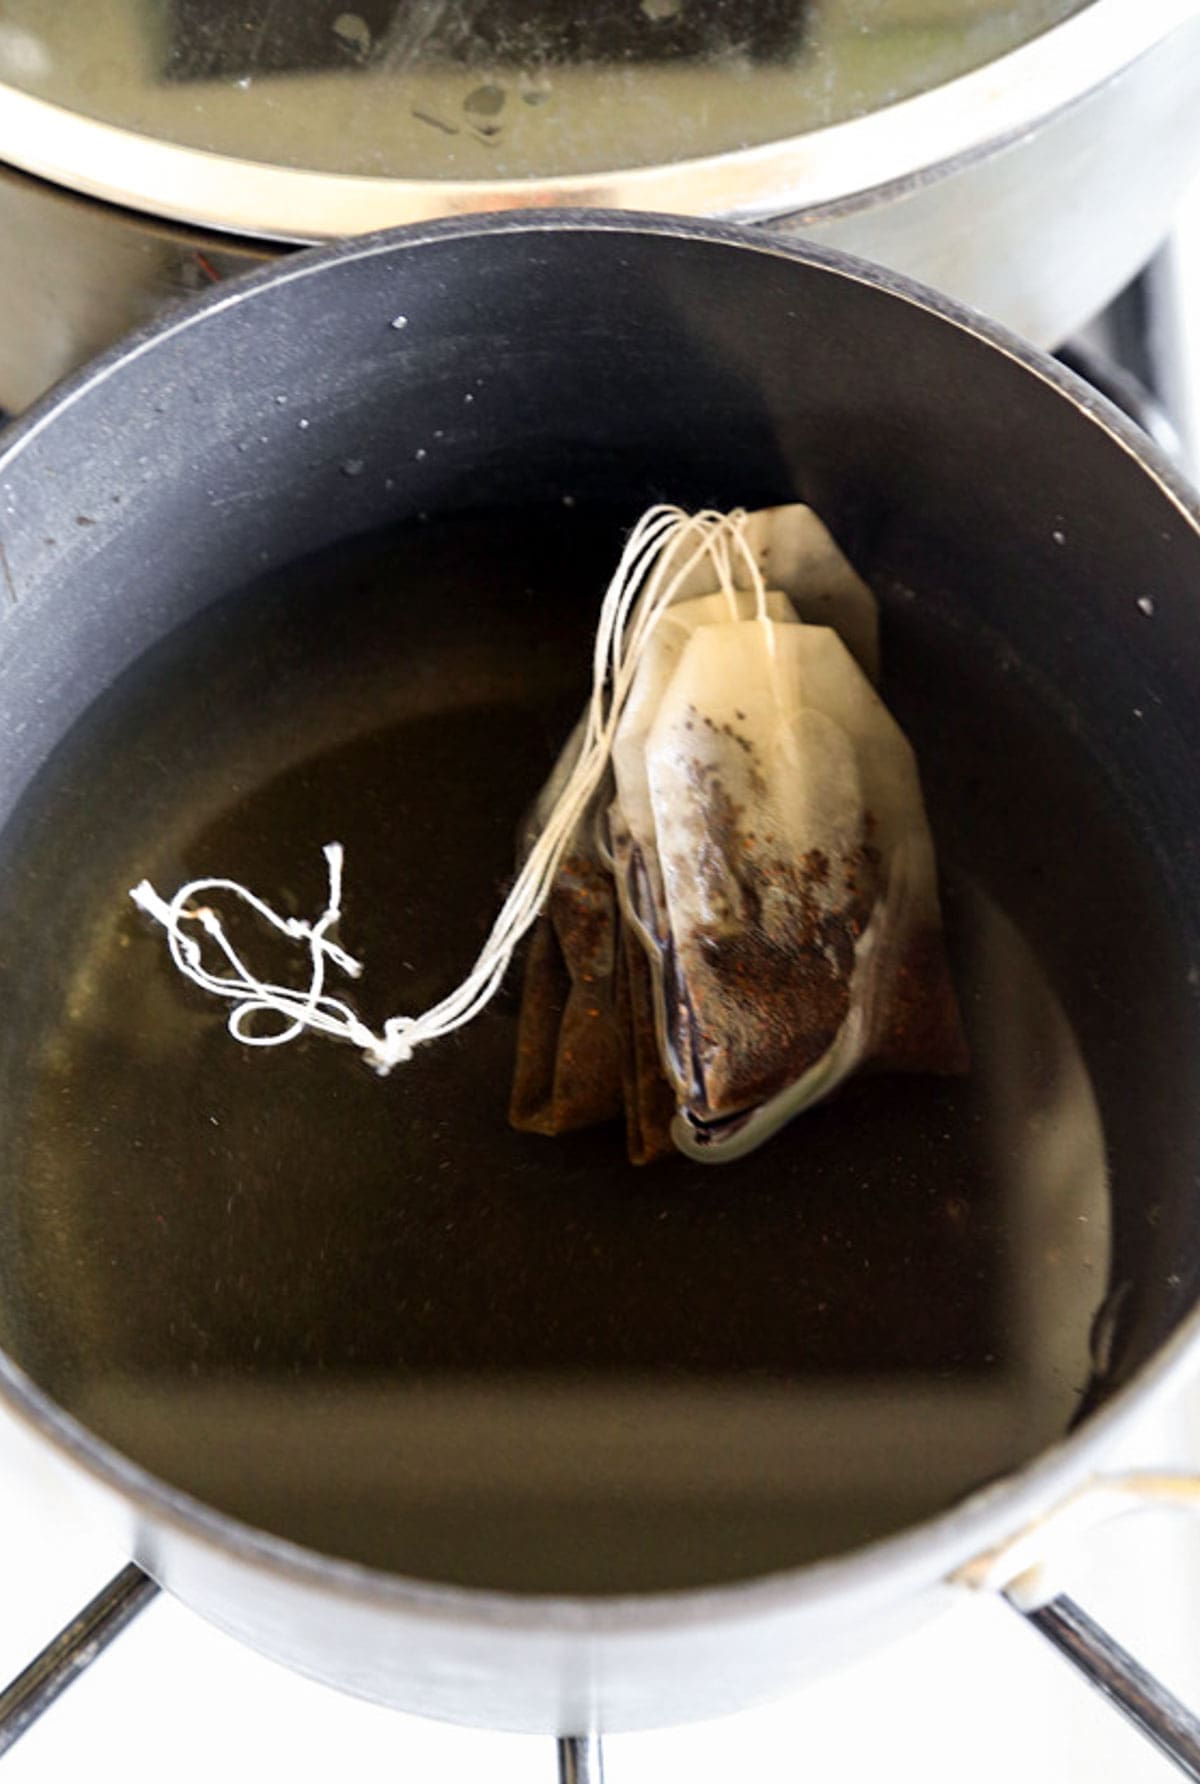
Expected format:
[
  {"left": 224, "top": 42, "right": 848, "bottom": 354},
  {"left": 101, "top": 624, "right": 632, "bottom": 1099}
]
[
  {"left": 508, "top": 832, "right": 676, "bottom": 1162},
  {"left": 613, "top": 610, "right": 966, "bottom": 1161},
  {"left": 509, "top": 728, "right": 624, "bottom": 1136},
  {"left": 507, "top": 716, "right": 674, "bottom": 1159},
  {"left": 508, "top": 504, "right": 963, "bottom": 1162},
  {"left": 132, "top": 503, "right": 965, "bottom": 1169}
]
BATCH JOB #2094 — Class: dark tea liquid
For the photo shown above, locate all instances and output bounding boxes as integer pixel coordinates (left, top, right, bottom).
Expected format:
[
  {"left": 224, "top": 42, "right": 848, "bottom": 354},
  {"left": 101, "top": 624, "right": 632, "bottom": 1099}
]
[{"left": 0, "top": 509, "right": 1109, "bottom": 1593}]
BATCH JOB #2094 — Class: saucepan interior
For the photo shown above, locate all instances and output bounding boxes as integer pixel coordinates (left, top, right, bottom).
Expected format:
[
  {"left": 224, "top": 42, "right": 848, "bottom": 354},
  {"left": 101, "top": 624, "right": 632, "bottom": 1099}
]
[{"left": 0, "top": 217, "right": 1198, "bottom": 1605}]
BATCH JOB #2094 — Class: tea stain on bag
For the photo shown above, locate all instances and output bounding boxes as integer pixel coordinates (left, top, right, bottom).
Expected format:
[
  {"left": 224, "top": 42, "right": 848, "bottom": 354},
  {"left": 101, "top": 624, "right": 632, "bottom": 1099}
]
[
  {"left": 514, "top": 504, "right": 966, "bottom": 1164},
  {"left": 509, "top": 854, "right": 624, "bottom": 1136},
  {"left": 614, "top": 918, "right": 677, "bottom": 1166},
  {"left": 628, "top": 616, "right": 967, "bottom": 1160}
]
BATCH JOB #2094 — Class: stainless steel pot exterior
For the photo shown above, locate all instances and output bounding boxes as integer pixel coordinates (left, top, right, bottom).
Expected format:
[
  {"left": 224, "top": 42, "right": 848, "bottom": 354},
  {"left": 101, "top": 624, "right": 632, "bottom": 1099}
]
[
  {"left": 0, "top": 165, "right": 267, "bottom": 415},
  {"left": 1, "top": 0, "right": 1199, "bottom": 413},
  {"left": 2, "top": 213, "right": 1200, "bottom": 1736},
  {"left": 3, "top": 1299, "right": 1199, "bottom": 1734},
  {"left": 770, "top": 18, "right": 1200, "bottom": 351}
]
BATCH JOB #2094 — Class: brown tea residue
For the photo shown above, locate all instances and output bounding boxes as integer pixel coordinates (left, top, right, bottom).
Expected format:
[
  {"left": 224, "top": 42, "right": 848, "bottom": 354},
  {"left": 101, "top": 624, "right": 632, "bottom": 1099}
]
[
  {"left": 676, "top": 777, "right": 881, "bottom": 1119},
  {"left": 510, "top": 854, "right": 624, "bottom": 1136},
  {"left": 669, "top": 773, "right": 964, "bottom": 1122},
  {"left": 688, "top": 703, "right": 766, "bottom": 795},
  {"left": 511, "top": 848, "right": 679, "bottom": 1160},
  {"left": 548, "top": 855, "right": 617, "bottom": 985},
  {"left": 615, "top": 919, "right": 677, "bottom": 1165}
]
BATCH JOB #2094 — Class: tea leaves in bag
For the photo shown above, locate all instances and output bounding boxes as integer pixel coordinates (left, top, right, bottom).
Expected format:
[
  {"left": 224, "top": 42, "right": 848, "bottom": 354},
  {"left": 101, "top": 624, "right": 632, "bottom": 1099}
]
[{"left": 618, "top": 611, "right": 966, "bottom": 1161}]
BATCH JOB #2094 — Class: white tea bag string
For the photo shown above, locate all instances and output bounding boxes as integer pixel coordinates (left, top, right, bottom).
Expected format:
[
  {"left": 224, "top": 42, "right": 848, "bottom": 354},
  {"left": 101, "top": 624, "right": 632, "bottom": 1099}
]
[
  {"left": 130, "top": 506, "right": 774, "bottom": 1074},
  {"left": 130, "top": 842, "right": 384, "bottom": 1053}
]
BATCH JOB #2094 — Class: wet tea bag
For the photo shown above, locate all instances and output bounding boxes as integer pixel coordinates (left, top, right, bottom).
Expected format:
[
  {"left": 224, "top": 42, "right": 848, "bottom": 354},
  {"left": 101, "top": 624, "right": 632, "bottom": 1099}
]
[
  {"left": 508, "top": 506, "right": 963, "bottom": 1161},
  {"left": 612, "top": 604, "right": 966, "bottom": 1161},
  {"left": 509, "top": 719, "right": 625, "bottom": 1139},
  {"left": 131, "top": 503, "right": 964, "bottom": 1168},
  {"left": 507, "top": 715, "right": 676, "bottom": 1162}
]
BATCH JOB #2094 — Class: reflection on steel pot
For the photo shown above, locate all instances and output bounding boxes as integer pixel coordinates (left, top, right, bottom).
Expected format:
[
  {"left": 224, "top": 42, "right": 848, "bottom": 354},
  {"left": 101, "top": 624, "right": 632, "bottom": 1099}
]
[
  {"left": 0, "top": 163, "right": 267, "bottom": 416},
  {"left": 1, "top": 0, "right": 1200, "bottom": 411},
  {"left": 1, "top": 215, "right": 1200, "bottom": 1760}
]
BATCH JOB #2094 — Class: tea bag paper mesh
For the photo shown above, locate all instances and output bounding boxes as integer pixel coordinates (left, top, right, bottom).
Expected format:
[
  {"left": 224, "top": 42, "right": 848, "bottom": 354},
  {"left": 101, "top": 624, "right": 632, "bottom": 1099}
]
[
  {"left": 658, "top": 505, "right": 880, "bottom": 682},
  {"left": 131, "top": 504, "right": 965, "bottom": 1166},
  {"left": 628, "top": 619, "right": 963, "bottom": 1159},
  {"left": 509, "top": 785, "right": 625, "bottom": 1138},
  {"left": 611, "top": 586, "right": 801, "bottom": 944}
]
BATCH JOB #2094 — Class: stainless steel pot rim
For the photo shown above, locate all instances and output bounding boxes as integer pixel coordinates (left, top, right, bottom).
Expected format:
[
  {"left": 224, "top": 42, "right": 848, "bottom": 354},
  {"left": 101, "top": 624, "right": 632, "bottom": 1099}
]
[
  {"left": 1, "top": 209, "right": 1198, "bottom": 1639},
  {"left": 0, "top": 0, "right": 1190, "bottom": 244}
]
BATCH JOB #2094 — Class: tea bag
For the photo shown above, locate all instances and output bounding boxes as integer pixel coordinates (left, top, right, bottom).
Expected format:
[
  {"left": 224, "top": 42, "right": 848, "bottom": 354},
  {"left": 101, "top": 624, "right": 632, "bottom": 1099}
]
[
  {"left": 509, "top": 721, "right": 625, "bottom": 1137},
  {"left": 131, "top": 503, "right": 964, "bottom": 1169},
  {"left": 614, "top": 917, "right": 678, "bottom": 1165},
  {"left": 509, "top": 503, "right": 963, "bottom": 1162},
  {"left": 507, "top": 717, "right": 675, "bottom": 1161},
  {"left": 614, "top": 611, "right": 966, "bottom": 1161}
]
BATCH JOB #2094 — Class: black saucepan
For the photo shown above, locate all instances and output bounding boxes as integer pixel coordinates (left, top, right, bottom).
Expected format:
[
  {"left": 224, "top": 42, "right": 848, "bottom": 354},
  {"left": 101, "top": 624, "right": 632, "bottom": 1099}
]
[{"left": 1, "top": 215, "right": 1200, "bottom": 1768}]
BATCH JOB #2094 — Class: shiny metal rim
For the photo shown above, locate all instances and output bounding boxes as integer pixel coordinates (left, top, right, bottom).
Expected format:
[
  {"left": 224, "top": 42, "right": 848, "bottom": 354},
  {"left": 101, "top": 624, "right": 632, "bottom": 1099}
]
[{"left": 0, "top": 0, "right": 1191, "bottom": 244}]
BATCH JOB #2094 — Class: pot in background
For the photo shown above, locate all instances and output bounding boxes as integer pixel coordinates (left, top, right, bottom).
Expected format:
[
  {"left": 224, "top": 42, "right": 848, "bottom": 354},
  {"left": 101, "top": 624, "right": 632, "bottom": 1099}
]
[{"left": 1, "top": 0, "right": 1199, "bottom": 411}]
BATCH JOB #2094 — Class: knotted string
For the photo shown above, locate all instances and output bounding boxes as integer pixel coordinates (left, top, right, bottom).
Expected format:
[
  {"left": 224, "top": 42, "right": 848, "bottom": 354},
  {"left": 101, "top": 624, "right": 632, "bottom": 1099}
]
[{"left": 130, "top": 506, "right": 775, "bottom": 1074}]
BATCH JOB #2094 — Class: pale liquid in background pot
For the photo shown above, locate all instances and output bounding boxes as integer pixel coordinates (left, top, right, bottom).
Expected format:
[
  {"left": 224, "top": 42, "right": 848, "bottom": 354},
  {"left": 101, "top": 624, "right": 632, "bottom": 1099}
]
[
  {"left": 0, "top": 509, "right": 1109, "bottom": 1594},
  {"left": 0, "top": 0, "right": 1087, "bottom": 181}
]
